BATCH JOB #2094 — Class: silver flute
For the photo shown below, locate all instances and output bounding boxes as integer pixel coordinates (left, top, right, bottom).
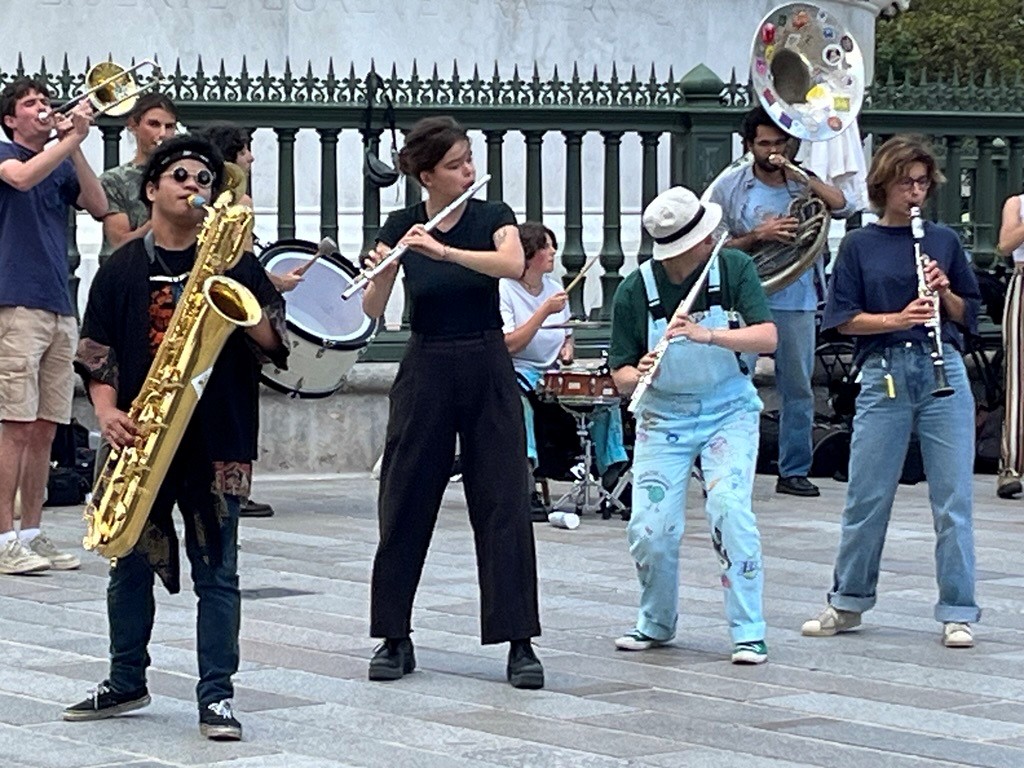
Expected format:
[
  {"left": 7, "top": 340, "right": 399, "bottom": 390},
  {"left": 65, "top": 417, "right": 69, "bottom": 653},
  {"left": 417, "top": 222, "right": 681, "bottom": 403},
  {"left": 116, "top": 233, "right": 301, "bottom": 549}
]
[
  {"left": 628, "top": 232, "right": 728, "bottom": 413},
  {"left": 341, "top": 174, "right": 491, "bottom": 300},
  {"left": 910, "top": 206, "right": 953, "bottom": 398}
]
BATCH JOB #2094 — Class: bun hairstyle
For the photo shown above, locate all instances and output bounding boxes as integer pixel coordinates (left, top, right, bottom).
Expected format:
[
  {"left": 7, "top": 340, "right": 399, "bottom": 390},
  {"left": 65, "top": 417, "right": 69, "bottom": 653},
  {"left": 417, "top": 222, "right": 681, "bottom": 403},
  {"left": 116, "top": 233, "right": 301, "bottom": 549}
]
[{"left": 397, "top": 116, "right": 469, "bottom": 180}]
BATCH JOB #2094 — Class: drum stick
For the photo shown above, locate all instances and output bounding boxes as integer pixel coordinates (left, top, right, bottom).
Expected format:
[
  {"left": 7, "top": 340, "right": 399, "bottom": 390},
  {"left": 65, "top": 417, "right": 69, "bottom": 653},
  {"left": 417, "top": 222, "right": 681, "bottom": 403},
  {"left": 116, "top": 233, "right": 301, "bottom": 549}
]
[
  {"left": 296, "top": 237, "right": 338, "bottom": 277},
  {"left": 563, "top": 254, "right": 600, "bottom": 294}
]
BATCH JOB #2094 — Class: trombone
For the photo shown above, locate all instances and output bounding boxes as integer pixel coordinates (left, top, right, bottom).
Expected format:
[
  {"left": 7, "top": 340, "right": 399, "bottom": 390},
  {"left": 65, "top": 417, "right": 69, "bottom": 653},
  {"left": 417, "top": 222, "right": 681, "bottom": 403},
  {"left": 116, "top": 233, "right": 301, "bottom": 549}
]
[{"left": 38, "top": 59, "right": 162, "bottom": 122}]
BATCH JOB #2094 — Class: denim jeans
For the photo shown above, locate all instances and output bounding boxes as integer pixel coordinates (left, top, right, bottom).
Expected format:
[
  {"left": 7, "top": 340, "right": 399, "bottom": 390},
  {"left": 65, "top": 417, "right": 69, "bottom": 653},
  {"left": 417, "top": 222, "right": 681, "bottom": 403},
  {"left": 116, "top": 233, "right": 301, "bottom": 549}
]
[
  {"left": 773, "top": 309, "right": 816, "bottom": 478},
  {"left": 627, "top": 381, "right": 766, "bottom": 644},
  {"left": 828, "top": 344, "right": 980, "bottom": 623},
  {"left": 108, "top": 494, "right": 241, "bottom": 706}
]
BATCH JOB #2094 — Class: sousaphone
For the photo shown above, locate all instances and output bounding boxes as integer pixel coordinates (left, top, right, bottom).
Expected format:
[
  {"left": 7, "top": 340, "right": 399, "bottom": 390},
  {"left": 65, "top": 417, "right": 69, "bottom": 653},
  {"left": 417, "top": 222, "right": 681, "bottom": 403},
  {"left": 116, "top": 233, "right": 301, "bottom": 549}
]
[{"left": 707, "top": 3, "right": 865, "bottom": 294}]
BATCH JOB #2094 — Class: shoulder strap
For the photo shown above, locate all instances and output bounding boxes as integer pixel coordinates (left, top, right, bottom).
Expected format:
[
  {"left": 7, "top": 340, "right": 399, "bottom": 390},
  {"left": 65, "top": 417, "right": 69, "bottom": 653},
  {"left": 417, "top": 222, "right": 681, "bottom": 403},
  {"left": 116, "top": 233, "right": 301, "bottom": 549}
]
[
  {"left": 638, "top": 261, "right": 665, "bottom": 321},
  {"left": 707, "top": 251, "right": 722, "bottom": 308}
]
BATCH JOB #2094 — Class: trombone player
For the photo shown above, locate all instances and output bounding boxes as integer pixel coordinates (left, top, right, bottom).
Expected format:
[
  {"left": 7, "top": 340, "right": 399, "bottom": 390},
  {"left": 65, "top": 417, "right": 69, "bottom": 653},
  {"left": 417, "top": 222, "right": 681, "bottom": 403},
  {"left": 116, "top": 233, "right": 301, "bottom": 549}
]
[
  {"left": 709, "top": 106, "right": 856, "bottom": 498},
  {"left": 0, "top": 77, "right": 106, "bottom": 576}
]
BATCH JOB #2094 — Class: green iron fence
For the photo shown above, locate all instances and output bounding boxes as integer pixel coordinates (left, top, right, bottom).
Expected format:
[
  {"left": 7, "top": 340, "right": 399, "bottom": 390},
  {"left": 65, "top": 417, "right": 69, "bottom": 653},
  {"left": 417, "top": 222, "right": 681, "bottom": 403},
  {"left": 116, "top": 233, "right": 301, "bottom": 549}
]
[{"left": 3, "top": 56, "right": 1022, "bottom": 359}]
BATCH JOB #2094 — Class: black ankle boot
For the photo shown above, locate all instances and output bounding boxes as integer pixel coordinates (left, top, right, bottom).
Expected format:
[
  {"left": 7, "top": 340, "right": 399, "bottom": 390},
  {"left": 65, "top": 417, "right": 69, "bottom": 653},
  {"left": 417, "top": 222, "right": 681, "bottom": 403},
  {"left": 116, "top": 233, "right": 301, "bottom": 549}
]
[
  {"left": 507, "top": 639, "right": 544, "bottom": 689},
  {"left": 368, "top": 637, "right": 416, "bottom": 681}
]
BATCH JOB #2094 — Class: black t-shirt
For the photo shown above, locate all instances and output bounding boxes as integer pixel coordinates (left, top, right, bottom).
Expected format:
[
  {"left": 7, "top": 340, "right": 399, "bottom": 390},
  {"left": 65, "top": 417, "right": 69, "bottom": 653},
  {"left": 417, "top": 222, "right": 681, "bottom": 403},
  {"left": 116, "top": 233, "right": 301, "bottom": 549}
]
[
  {"left": 377, "top": 199, "right": 517, "bottom": 336},
  {"left": 78, "top": 238, "right": 286, "bottom": 462}
]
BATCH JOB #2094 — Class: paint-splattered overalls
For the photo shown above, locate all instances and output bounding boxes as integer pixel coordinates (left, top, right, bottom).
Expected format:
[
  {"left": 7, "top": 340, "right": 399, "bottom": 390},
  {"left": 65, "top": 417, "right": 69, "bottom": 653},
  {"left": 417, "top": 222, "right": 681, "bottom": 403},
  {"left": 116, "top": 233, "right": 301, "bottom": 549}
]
[{"left": 627, "top": 256, "right": 766, "bottom": 644}]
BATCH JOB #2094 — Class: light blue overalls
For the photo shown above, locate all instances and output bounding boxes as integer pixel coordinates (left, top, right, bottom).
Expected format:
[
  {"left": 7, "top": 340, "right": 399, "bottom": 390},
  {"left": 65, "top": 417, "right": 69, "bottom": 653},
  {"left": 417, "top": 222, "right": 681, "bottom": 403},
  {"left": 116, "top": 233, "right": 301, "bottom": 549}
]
[{"left": 627, "top": 256, "right": 766, "bottom": 644}]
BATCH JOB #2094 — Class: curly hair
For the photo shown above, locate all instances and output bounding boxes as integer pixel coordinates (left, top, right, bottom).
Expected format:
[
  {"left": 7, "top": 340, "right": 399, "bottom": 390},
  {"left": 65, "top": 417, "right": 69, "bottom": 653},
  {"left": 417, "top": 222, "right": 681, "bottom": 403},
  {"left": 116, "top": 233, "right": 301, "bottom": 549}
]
[{"left": 197, "top": 122, "right": 251, "bottom": 165}]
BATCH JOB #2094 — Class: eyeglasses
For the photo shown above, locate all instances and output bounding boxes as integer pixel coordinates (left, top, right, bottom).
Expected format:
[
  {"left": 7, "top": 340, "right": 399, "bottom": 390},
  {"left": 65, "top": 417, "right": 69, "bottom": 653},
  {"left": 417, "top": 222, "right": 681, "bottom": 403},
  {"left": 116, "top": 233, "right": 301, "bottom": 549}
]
[
  {"left": 896, "top": 175, "right": 932, "bottom": 191},
  {"left": 754, "top": 138, "right": 789, "bottom": 149},
  {"left": 163, "top": 166, "right": 213, "bottom": 188}
]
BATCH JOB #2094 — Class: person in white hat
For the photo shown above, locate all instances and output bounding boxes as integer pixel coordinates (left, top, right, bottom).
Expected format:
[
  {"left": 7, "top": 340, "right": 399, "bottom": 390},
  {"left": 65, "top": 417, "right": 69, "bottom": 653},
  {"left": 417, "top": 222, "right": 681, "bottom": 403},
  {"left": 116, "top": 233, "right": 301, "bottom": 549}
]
[{"left": 608, "top": 185, "right": 777, "bottom": 664}]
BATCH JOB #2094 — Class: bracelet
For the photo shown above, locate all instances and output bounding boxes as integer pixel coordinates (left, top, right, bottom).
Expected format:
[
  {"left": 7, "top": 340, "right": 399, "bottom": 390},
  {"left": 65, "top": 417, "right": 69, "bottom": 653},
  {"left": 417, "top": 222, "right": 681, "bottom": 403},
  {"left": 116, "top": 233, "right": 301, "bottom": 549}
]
[
  {"left": 707, "top": 328, "right": 716, "bottom": 346},
  {"left": 442, "top": 244, "right": 452, "bottom": 261}
]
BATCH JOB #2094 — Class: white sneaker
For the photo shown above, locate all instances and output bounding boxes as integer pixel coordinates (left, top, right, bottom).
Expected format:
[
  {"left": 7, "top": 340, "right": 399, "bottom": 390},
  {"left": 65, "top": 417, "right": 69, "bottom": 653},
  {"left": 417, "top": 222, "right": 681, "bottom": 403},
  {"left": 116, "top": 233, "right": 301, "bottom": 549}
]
[
  {"left": 943, "top": 622, "right": 974, "bottom": 648},
  {"left": 614, "top": 630, "right": 669, "bottom": 651},
  {"left": 0, "top": 538, "right": 51, "bottom": 575},
  {"left": 28, "top": 533, "right": 81, "bottom": 570},
  {"left": 801, "top": 605, "right": 861, "bottom": 637}
]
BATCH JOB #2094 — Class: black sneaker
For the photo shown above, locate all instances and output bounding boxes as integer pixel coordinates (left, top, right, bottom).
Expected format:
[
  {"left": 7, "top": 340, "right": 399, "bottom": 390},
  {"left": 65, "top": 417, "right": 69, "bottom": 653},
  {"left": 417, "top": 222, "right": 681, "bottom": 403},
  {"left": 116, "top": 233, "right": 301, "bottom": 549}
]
[
  {"left": 199, "top": 698, "right": 242, "bottom": 741},
  {"left": 507, "top": 639, "right": 544, "bottom": 689},
  {"left": 239, "top": 499, "right": 275, "bottom": 517},
  {"left": 776, "top": 476, "right": 820, "bottom": 497},
  {"left": 368, "top": 637, "right": 416, "bottom": 681},
  {"left": 997, "top": 474, "right": 1022, "bottom": 500},
  {"left": 63, "top": 680, "right": 150, "bottom": 721}
]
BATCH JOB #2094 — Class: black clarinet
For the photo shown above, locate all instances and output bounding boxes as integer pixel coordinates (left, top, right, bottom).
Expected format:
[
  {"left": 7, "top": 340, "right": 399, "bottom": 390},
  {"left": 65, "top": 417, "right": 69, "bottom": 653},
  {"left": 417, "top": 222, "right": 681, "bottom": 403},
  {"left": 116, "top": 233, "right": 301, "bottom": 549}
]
[{"left": 910, "top": 206, "right": 954, "bottom": 398}]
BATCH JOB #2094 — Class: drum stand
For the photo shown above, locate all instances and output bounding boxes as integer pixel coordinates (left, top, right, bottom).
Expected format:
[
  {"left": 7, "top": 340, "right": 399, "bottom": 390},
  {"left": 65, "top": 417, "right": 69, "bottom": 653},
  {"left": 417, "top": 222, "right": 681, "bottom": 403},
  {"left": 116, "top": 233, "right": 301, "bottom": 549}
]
[{"left": 552, "top": 405, "right": 630, "bottom": 520}]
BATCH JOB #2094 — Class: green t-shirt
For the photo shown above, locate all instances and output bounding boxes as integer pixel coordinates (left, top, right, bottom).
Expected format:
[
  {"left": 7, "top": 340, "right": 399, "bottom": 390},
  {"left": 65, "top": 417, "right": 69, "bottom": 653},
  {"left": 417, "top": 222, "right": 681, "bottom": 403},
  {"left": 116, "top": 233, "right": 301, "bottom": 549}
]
[
  {"left": 99, "top": 162, "right": 149, "bottom": 263},
  {"left": 608, "top": 247, "right": 773, "bottom": 370}
]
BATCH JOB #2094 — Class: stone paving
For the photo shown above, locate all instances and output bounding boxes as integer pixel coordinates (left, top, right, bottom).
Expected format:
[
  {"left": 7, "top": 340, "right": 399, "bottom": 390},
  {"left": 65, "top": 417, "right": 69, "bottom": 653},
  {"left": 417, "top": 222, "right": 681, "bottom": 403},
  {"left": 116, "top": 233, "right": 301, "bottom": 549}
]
[{"left": 3, "top": 472, "right": 1024, "bottom": 767}]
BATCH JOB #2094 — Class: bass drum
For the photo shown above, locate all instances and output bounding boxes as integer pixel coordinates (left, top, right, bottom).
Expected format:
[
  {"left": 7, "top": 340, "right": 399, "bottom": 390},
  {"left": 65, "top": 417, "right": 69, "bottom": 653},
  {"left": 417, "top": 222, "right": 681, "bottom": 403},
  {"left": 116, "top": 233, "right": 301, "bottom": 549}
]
[{"left": 259, "top": 239, "right": 379, "bottom": 398}]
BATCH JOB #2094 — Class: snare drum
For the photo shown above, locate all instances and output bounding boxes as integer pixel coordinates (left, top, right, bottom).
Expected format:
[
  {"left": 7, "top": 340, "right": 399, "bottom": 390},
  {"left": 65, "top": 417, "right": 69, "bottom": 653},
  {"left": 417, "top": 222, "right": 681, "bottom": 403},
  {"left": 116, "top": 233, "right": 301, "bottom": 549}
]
[
  {"left": 259, "top": 239, "right": 379, "bottom": 398},
  {"left": 541, "top": 366, "right": 620, "bottom": 407}
]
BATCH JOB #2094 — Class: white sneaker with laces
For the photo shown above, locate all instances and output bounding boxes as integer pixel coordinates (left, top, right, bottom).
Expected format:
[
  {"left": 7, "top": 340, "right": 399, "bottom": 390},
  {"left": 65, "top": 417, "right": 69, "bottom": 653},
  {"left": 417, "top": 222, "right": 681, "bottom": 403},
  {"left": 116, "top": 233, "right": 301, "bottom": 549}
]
[
  {"left": 28, "top": 533, "right": 80, "bottom": 570},
  {"left": 943, "top": 622, "right": 974, "bottom": 648},
  {"left": 0, "top": 538, "right": 51, "bottom": 575}
]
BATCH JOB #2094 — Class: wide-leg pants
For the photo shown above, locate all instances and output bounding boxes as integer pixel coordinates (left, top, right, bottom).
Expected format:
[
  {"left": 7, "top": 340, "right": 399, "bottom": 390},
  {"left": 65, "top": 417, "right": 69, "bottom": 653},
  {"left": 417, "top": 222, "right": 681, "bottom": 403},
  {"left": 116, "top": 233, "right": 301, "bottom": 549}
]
[
  {"left": 1001, "top": 266, "right": 1024, "bottom": 479},
  {"left": 370, "top": 330, "right": 541, "bottom": 644}
]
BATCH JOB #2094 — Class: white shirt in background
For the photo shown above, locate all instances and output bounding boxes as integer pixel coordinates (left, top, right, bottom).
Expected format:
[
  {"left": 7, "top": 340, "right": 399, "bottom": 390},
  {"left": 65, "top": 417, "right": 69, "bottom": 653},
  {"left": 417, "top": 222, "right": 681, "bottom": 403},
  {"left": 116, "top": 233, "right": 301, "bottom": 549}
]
[{"left": 499, "top": 275, "right": 571, "bottom": 373}]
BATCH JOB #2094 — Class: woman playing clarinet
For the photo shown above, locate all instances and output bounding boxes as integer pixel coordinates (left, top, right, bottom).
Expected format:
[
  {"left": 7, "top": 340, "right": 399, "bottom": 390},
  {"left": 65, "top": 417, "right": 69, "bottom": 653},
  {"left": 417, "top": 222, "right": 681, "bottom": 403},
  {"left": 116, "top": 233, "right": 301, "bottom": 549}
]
[
  {"left": 801, "top": 135, "right": 982, "bottom": 648},
  {"left": 361, "top": 116, "right": 543, "bottom": 689}
]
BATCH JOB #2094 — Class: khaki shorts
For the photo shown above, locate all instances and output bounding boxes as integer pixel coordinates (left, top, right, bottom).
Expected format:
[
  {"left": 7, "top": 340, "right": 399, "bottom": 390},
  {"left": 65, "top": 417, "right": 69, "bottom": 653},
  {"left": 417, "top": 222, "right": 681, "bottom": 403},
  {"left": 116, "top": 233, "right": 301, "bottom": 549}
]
[{"left": 0, "top": 306, "right": 77, "bottom": 424}]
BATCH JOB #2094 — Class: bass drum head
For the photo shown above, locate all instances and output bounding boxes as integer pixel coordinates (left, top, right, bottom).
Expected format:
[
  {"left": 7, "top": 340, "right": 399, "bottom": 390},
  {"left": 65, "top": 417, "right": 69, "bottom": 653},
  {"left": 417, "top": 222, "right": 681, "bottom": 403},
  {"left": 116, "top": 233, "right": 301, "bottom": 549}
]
[{"left": 259, "top": 239, "right": 379, "bottom": 398}]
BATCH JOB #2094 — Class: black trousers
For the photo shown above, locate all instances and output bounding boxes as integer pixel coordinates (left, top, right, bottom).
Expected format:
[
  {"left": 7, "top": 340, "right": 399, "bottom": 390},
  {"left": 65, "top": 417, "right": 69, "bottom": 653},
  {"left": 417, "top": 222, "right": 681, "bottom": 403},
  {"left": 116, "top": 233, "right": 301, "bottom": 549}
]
[{"left": 370, "top": 330, "right": 541, "bottom": 644}]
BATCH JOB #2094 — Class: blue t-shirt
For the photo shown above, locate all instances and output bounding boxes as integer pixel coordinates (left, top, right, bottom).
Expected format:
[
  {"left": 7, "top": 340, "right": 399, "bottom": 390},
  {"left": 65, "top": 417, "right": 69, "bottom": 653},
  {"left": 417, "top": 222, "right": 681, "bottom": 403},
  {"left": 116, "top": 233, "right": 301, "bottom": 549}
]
[
  {"left": 736, "top": 178, "right": 819, "bottom": 311},
  {"left": 0, "top": 141, "right": 79, "bottom": 316},
  {"left": 823, "top": 221, "right": 980, "bottom": 366}
]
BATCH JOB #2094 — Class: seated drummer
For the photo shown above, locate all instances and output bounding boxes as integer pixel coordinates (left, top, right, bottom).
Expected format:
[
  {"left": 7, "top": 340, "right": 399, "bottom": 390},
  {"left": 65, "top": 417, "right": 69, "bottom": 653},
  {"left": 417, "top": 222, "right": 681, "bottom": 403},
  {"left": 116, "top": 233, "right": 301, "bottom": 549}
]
[{"left": 498, "top": 222, "right": 629, "bottom": 511}]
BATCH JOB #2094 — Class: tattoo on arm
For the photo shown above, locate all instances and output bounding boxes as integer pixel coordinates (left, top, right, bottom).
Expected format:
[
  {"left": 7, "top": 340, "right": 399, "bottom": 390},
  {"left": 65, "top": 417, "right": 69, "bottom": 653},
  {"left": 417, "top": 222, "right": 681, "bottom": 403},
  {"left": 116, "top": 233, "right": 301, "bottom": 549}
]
[{"left": 493, "top": 227, "right": 510, "bottom": 248}]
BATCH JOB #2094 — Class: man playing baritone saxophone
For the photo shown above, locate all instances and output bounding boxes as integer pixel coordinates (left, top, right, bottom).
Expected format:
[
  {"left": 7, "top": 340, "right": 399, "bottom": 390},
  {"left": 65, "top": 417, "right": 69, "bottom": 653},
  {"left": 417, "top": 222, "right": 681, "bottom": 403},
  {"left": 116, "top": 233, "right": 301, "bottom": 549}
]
[
  {"left": 709, "top": 106, "right": 856, "bottom": 499},
  {"left": 609, "top": 186, "right": 777, "bottom": 664},
  {"left": 64, "top": 136, "right": 288, "bottom": 740}
]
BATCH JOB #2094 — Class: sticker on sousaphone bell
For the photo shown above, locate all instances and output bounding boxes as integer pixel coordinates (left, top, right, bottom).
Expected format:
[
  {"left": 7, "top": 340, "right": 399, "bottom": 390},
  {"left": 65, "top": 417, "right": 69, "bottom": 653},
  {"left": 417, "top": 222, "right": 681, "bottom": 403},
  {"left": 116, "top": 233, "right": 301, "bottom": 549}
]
[{"left": 749, "top": 1, "right": 864, "bottom": 141}]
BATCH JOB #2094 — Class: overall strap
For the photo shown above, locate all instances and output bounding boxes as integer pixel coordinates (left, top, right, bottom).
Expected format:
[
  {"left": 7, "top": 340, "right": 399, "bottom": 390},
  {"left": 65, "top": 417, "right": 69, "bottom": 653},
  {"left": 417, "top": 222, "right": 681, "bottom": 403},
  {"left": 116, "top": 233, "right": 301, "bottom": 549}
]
[{"left": 638, "top": 260, "right": 665, "bottom": 320}]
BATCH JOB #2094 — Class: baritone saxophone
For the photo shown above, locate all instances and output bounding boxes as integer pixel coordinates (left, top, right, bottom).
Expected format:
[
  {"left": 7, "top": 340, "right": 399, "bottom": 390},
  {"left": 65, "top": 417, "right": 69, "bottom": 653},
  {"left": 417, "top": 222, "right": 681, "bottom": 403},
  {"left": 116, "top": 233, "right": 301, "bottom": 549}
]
[{"left": 83, "top": 164, "right": 264, "bottom": 561}]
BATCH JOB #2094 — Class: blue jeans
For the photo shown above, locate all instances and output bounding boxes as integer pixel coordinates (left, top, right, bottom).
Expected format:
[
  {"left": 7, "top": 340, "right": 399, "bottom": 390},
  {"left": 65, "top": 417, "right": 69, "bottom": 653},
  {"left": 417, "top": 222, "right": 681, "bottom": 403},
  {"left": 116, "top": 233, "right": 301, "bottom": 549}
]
[
  {"left": 773, "top": 309, "right": 816, "bottom": 478},
  {"left": 828, "top": 344, "right": 980, "bottom": 623},
  {"left": 627, "top": 382, "right": 766, "bottom": 644},
  {"left": 107, "top": 494, "right": 242, "bottom": 706}
]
